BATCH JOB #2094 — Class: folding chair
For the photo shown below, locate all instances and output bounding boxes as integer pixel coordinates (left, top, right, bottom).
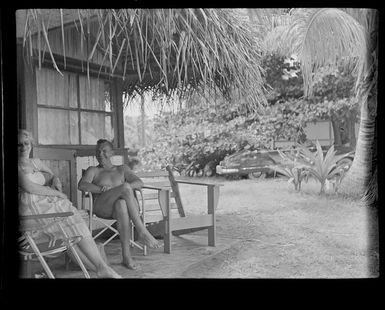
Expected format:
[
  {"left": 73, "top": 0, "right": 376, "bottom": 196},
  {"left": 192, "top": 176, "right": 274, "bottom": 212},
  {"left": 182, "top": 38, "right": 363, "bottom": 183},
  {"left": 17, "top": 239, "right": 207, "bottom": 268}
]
[
  {"left": 80, "top": 181, "right": 147, "bottom": 255},
  {"left": 19, "top": 212, "right": 90, "bottom": 279}
]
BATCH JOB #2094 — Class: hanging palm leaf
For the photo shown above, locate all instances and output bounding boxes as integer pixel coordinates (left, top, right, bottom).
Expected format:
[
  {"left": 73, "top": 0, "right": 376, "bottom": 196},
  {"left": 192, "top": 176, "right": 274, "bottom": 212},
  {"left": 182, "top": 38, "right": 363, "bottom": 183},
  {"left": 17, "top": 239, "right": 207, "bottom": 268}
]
[
  {"left": 19, "top": 8, "right": 268, "bottom": 110},
  {"left": 259, "top": 8, "right": 366, "bottom": 96}
]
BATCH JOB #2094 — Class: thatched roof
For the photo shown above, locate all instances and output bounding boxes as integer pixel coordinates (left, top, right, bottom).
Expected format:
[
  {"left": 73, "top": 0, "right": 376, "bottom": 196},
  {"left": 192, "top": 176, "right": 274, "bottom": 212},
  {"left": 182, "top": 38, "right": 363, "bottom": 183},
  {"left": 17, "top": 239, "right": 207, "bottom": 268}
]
[{"left": 17, "top": 9, "right": 268, "bottom": 109}]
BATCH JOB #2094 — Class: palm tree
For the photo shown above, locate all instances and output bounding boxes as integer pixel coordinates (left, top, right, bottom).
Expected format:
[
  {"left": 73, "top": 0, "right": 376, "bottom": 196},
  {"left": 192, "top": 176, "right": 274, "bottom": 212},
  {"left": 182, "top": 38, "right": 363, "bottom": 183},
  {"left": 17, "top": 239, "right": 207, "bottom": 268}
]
[{"left": 251, "top": 8, "right": 378, "bottom": 201}]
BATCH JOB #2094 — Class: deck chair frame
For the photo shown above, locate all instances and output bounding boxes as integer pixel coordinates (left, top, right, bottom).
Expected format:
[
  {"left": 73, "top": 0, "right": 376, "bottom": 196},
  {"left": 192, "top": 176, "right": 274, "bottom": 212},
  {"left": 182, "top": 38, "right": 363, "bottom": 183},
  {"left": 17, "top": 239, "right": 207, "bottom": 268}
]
[
  {"left": 81, "top": 188, "right": 148, "bottom": 255},
  {"left": 19, "top": 212, "right": 90, "bottom": 279}
]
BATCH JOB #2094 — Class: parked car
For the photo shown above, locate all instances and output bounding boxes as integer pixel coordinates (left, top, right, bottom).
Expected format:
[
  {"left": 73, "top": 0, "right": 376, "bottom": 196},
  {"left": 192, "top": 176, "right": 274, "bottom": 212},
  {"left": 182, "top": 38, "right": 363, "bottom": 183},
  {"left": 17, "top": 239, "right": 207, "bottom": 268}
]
[
  {"left": 334, "top": 146, "right": 355, "bottom": 171},
  {"left": 216, "top": 149, "right": 277, "bottom": 179},
  {"left": 216, "top": 143, "right": 355, "bottom": 180}
]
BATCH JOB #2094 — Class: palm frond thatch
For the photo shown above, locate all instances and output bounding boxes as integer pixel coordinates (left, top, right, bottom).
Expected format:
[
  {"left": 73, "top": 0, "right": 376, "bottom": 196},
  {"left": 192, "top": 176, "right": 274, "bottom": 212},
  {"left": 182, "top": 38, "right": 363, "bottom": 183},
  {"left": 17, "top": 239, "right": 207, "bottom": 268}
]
[
  {"left": 261, "top": 8, "right": 366, "bottom": 97},
  {"left": 247, "top": 8, "right": 290, "bottom": 38},
  {"left": 262, "top": 25, "right": 290, "bottom": 55},
  {"left": 20, "top": 8, "right": 268, "bottom": 109}
]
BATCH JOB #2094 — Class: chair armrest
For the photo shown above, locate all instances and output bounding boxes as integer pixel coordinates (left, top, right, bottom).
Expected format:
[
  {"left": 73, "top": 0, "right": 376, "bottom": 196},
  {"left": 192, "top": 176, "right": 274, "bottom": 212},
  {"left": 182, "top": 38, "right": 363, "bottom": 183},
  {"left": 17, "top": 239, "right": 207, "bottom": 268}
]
[
  {"left": 20, "top": 212, "right": 75, "bottom": 233},
  {"left": 174, "top": 178, "right": 224, "bottom": 187},
  {"left": 141, "top": 184, "right": 170, "bottom": 191},
  {"left": 173, "top": 179, "right": 222, "bottom": 214},
  {"left": 19, "top": 212, "right": 74, "bottom": 221}
]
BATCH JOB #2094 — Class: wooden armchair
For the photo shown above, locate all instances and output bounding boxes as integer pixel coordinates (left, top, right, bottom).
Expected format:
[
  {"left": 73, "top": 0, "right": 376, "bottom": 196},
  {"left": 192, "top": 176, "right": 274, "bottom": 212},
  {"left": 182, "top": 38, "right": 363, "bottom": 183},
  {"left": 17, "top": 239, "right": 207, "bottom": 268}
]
[
  {"left": 19, "top": 212, "right": 90, "bottom": 279},
  {"left": 137, "top": 165, "right": 222, "bottom": 253}
]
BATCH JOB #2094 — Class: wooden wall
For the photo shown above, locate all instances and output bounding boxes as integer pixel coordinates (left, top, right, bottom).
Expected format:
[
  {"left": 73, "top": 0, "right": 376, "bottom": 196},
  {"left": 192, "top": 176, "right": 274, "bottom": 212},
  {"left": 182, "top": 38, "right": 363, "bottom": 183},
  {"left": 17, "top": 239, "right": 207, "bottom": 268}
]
[
  {"left": 40, "top": 159, "right": 71, "bottom": 198},
  {"left": 31, "top": 21, "right": 110, "bottom": 67},
  {"left": 31, "top": 147, "right": 77, "bottom": 205}
]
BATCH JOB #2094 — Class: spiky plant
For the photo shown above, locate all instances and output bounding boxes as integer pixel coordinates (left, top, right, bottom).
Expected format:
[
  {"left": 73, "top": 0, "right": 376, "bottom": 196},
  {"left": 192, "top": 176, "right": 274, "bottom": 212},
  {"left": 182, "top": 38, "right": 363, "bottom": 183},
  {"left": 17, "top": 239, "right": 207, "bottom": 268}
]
[
  {"left": 297, "top": 141, "right": 353, "bottom": 194},
  {"left": 269, "top": 148, "right": 310, "bottom": 191},
  {"left": 272, "top": 164, "right": 309, "bottom": 191}
]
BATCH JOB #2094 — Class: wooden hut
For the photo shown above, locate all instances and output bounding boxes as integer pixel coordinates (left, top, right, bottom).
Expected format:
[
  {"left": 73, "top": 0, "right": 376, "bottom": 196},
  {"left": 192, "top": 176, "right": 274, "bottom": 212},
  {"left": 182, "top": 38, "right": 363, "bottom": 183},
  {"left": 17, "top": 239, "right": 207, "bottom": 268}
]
[{"left": 16, "top": 9, "right": 266, "bottom": 208}]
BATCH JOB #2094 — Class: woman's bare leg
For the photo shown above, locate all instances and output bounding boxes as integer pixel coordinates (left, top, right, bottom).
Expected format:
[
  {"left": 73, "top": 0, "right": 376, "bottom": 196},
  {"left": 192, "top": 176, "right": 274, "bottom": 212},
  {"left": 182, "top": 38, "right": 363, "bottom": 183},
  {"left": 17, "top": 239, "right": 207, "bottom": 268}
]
[
  {"left": 68, "top": 243, "right": 108, "bottom": 272},
  {"left": 113, "top": 199, "right": 138, "bottom": 269},
  {"left": 67, "top": 244, "right": 96, "bottom": 271},
  {"left": 77, "top": 236, "right": 121, "bottom": 278},
  {"left": 94, "top": 183, "right": 161, "bottom": 249}
]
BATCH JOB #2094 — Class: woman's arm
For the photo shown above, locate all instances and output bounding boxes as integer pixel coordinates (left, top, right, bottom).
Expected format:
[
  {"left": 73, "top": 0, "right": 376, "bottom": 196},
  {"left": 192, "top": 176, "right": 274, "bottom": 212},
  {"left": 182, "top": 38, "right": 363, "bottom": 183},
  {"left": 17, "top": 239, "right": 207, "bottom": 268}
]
[
  {"left": 123, "top": 165, "right": 143, "bottom": 190},
  {"left": 78, "top": 167, "right": 105, "bottom": 194},
  {"left": 34, "top": 158, "right": 62, "bottom": 191},
  {"left": 18, "top": 167, "right": 66, "bottom": 198}
]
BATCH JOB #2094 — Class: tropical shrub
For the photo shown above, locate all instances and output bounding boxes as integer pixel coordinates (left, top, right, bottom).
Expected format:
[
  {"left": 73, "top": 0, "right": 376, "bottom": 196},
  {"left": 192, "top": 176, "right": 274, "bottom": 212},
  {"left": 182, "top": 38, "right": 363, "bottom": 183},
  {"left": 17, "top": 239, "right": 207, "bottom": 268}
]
[
  {"left": 269, "top": 148, "right": 310, "bottom": 191},
  {"left": 270, "top": 141, "right": 353, "bottom": 194},
  {"left": 297, "top": 141, "right": 353, "bottom": 194},
  {"left": 137, "top": 54, "right": 359, "bottom": 173},
  {"left": 137, "top": 97, "right": 274, "bottom": 173},
  {"left": 261, "top": 53, "right": 359, "bottom": 147},
  {"left": 274, "top": 165, "right": 309, "bottom": 191}
]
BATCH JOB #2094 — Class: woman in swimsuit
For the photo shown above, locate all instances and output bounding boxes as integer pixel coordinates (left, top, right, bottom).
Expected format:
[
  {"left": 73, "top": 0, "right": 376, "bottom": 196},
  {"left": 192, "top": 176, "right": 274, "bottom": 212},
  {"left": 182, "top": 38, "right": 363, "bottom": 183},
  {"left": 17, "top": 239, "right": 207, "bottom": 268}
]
[{"left": 18, "top": 129, "right": 121, "bottom": 278}]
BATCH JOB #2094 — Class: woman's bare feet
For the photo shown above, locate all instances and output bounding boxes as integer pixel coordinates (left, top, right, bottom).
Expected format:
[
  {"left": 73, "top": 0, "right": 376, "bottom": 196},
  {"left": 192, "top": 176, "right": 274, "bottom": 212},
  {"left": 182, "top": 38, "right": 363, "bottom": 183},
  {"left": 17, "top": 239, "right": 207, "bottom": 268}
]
[
  {"left": 97, "top": 265, "right": 122, "bottom": 278},
  {"left": 138, "top": 231, "right": 162, "bottom": 249},
  {"left": 123, "top": 257, "right": 139, "bottom": 270}
]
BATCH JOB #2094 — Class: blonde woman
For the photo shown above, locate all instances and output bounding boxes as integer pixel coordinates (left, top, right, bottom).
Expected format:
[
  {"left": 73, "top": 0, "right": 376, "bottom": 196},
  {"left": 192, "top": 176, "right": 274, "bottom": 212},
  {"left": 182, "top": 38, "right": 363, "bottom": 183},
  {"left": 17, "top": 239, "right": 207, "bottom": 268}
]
[{"left": 18, "top": 129, "right": 121, "bottom": 278}]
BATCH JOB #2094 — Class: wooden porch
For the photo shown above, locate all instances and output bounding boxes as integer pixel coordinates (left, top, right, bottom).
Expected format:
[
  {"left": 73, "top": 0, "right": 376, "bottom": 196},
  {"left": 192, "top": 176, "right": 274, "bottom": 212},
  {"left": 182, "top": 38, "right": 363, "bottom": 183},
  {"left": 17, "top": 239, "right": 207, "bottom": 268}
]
[{"left": 20, "top": 232, "right": 239, "bottom": 278}]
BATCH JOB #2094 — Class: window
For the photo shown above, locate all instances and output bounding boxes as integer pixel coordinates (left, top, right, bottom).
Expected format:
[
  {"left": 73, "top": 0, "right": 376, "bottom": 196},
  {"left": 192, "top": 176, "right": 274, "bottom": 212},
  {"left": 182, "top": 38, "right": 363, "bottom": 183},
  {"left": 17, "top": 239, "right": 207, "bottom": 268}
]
[{"left": 36, "top": 67, "right": 114, "bottom": 145}]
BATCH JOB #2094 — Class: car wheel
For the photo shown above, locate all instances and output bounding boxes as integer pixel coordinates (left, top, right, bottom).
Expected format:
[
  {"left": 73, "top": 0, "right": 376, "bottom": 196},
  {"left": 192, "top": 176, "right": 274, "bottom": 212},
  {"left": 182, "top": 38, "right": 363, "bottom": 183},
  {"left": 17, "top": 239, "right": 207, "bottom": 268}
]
[
  {"left": 204, "top": 168, "right": 213, "bottom": 177},
  {"left": 248, "top": 172, "right": 264, "bottom": 179},
  {"left": 338, "top": 158, "right": 353, "bottom": 170}
]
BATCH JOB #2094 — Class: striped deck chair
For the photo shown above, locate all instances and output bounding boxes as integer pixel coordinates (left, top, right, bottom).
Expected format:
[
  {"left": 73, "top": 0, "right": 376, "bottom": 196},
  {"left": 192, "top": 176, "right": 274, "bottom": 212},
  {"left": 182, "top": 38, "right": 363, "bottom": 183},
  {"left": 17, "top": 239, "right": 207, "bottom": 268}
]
[{"left": 19, "top": 212, "right": 90, "bottom": 279}]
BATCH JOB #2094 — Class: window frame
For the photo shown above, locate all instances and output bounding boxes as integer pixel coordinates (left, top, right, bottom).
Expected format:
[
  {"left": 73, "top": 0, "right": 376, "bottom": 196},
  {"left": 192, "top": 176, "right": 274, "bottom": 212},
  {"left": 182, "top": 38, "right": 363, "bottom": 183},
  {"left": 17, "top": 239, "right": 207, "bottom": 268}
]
[{"left": 34, "top": 63, "right": 118, "bottom": 148}]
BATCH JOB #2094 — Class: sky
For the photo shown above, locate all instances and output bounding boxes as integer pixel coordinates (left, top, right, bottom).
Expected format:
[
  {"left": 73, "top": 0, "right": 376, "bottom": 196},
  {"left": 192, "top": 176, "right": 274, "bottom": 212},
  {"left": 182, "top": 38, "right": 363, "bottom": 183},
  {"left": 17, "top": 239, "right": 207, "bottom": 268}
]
[{"left": 123, "top": 91, "right": 185, "bottom": 119}]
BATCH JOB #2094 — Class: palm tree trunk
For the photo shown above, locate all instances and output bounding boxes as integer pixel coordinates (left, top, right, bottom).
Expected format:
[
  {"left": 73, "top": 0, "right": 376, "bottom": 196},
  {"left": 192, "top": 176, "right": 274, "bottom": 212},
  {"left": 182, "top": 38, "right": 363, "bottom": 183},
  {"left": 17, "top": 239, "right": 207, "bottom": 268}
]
[
  {"left": 348, "top": 113, "right": 357, "bottom": 148},
  {"left": 338, "top": 9, "right": 378, "bottom": 199},
  {"left": 338, "top": 97, "right": 375, "bottom": 197}
]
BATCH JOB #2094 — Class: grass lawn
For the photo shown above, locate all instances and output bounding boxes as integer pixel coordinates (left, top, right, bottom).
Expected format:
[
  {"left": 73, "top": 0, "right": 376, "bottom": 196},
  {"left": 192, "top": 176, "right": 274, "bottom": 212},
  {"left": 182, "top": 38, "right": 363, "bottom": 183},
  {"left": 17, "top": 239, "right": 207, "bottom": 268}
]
[{"left": 177, "top": 176, "right": 379, "bottom": 278}]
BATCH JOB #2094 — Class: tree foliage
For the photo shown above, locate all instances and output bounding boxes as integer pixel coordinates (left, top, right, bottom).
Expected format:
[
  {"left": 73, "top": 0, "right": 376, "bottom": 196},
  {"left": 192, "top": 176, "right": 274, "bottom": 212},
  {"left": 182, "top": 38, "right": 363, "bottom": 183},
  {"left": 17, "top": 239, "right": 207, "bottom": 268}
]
[
  {"left": 262, "top": 53, "right": 359, "bottom": 146},
  {"left": 137, "top": 53, "right": 359, "bottom": 172},
  {"left": 138, "top": 99, "right": 253, "bottom": 171}
]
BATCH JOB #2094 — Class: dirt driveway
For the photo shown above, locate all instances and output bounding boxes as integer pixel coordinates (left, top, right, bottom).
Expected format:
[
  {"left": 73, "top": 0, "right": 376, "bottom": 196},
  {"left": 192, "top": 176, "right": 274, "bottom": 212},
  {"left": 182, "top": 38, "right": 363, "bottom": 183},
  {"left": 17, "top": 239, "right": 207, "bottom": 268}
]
[{"left": 178, "top": 177, "right": 379, "bottom": 278}]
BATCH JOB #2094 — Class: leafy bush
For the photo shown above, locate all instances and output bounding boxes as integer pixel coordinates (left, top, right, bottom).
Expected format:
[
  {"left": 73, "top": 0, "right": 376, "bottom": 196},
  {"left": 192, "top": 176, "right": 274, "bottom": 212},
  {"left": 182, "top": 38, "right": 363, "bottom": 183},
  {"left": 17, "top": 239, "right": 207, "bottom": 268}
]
[
  {"left": 262, "top": 53, "right": 359, "bottom": 147},
  {"left": 137, "top": 98, "right": 275, "bottom": 173},
  {"left": 136, "top": 53, "right": 359, "bottom": 173}
]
